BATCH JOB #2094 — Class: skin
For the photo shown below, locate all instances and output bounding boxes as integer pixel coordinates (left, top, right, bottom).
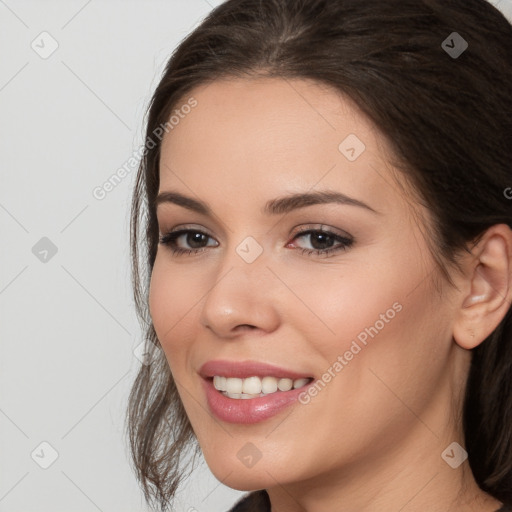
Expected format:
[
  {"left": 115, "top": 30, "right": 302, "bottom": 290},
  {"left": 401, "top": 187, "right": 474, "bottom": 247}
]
[{"left": 149, "top": 77, "right": 512, "bottom": 512}]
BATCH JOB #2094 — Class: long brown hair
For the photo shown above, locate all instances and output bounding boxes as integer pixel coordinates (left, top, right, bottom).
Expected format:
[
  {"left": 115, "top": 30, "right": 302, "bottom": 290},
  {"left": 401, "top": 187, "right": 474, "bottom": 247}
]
[{"left": 126, "top": 1, "right": 512, "bottom": 509}]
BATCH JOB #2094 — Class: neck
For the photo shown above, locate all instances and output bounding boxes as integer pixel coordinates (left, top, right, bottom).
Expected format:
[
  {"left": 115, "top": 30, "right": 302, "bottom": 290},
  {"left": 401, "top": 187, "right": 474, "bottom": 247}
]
[
  {"left": 266, "top": 387, "right": 501, "bottom": 512},
  {"left": 267, "top": 427, "right": 500, "bottom": 512}
]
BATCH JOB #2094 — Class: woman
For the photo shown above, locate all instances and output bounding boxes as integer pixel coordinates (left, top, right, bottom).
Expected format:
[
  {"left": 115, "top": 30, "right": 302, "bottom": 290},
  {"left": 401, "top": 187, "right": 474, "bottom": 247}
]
[{"left": 126, "top": 0, "right": 512, "bottom": 510}]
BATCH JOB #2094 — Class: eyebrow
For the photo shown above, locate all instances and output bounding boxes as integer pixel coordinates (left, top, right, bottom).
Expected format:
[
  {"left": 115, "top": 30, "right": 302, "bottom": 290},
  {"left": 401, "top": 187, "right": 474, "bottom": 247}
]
[{"left": 155, "top": 190, "right": 380, "bottom": 216}]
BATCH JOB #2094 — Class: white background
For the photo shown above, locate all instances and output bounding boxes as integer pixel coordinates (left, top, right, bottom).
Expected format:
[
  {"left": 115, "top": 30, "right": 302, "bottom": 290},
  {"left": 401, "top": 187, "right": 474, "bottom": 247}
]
[{"left": 1, "top": 1, "right": 511, "bottom": 511}]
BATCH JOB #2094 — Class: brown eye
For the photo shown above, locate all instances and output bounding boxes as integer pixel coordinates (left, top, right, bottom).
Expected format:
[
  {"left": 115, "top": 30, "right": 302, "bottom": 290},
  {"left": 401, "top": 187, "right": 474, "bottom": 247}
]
[
  {"left": 290, "top": 228, "right": 354, "bottom": 257},
  {"left": 159, "top": 229, "right": 218, "bottom": 255}
]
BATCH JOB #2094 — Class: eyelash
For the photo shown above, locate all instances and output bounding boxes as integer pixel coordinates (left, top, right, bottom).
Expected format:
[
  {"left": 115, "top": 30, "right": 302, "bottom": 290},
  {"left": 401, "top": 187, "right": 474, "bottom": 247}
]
[{"left": 158, "top": 226, "right": 354, "bottom": 258}]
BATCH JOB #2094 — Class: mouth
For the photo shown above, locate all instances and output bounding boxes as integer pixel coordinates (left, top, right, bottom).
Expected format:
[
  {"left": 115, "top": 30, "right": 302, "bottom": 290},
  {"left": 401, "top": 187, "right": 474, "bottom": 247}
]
[
  {"left": 199, "top": 360, "right": 315, "bottom": 424},
  {"left": 210, "top": 375, "right": 313, "bottom": 399}
]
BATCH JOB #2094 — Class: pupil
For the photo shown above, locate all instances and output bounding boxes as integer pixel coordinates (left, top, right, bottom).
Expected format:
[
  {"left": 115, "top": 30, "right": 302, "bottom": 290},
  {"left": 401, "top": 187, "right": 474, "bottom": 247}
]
[
  {"left": 311, "top": 233, "right": 333, "bottom": 250},
  {"left": 188, "top": 232, "right": 206, "bottom": 248}
]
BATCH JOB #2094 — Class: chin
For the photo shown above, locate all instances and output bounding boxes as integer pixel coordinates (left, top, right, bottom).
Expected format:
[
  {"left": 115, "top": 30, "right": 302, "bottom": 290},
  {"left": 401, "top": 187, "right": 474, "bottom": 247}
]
[
  {"left": 209, "top": 467, "right": 275, "bottom": 492},
  {"left": 203, "top": 450, "right": 302, "bottom": 491}
]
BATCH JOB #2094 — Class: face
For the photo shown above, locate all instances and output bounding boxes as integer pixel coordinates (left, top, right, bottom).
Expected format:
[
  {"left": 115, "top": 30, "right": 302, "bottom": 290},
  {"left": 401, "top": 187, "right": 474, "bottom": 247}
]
[{"left": 149, "top": 77, "right": 461, "bottom": 491}]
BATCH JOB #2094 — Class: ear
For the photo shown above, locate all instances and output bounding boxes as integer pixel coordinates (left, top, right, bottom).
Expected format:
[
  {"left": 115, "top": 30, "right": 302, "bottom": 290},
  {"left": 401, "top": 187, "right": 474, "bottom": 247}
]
[{"left": 453, "top": 224, "right": 512, "bottom": 350}]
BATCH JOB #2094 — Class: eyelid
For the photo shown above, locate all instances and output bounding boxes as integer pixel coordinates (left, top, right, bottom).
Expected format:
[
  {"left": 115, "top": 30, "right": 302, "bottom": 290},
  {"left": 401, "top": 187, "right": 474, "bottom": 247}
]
[
  {"left": 160, "top": 223, "right": 216, "bottom": 238},
  {"left": 160, "top": 223, "right": 351, "bottom": 243},
  {"left": 157, "top": 213, "right": 227, "bottom": 239},
  {"left": 290, "top": 223, "right": 352, "bottom": 239}
]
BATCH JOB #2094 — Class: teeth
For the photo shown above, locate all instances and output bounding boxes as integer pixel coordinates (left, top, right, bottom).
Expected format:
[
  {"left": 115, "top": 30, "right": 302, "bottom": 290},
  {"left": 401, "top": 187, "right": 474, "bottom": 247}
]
[
  {"left": 242, "top": 376, "right": 261, "bottom": 394},
  {"left": 225, "top": 377, "right": 243, "bottom": 394},
  {"left": 223, "top": 393, "right": 258, "bottom": 399},
  {"left": 277, "top": 378, "right": 293, "bottom": 391},
  {"left": 261, "top": 376, "right": 278, "bottom": 394},
  {"left": 293, "top": 378, "right": 310, "bottom": 389},
  {"left": 213, "top": 376, "right": 227, "bottom": 391},
  {"left": 213, "top": 375, "right": 311, "bottom": 398}
]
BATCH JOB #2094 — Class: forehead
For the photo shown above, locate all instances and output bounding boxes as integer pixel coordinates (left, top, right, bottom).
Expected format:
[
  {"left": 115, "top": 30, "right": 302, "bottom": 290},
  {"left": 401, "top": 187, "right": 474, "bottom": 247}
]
[
  {"left": 158, "top": 77, "right": 408, "bottom": 217},
  {"left": 162, "top": 76, "right": 377, "bottom": 157}
]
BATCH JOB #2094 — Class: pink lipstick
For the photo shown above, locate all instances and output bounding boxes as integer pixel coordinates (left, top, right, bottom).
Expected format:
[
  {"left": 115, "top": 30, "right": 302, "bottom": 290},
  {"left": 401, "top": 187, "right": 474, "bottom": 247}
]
[{"left": 200, "top": 359, "right": 314, "bottom": 424}]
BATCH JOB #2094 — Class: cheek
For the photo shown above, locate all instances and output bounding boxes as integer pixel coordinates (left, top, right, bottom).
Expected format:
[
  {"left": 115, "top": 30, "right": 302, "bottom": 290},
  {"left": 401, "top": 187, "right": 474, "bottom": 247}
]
[
  {"left": 291, "top": 247, "right": 443, "bottom": 413},
  {"left": 148, "top": 260, "right": 173, "bottom": 340},
  {"left": 315, "top": 265, "right": 450, "bottom": 437},
  {"left": 148, "top": 257, "right": 202, "bottom": 360},
  {"left": 276, "top": 257, "right": 407, "bottom": 359}
]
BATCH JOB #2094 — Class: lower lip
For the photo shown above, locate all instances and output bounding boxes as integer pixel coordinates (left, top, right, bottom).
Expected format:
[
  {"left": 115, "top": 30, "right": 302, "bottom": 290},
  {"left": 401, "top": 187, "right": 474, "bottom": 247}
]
[{"left": 202, "top": 378, "right": 311, "bottom": 424}]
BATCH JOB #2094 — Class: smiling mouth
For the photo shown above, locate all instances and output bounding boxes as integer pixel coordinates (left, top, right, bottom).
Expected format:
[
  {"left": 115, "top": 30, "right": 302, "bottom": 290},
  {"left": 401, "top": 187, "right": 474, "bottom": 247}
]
[{"left": 210, "top": 375, "right": 314, "bottom": 399}]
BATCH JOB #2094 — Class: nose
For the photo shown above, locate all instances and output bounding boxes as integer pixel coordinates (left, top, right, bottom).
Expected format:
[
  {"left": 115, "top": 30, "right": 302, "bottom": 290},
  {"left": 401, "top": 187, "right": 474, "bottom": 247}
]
[{"left": 199, "top": 243, "right": 281, "bottom": 339}]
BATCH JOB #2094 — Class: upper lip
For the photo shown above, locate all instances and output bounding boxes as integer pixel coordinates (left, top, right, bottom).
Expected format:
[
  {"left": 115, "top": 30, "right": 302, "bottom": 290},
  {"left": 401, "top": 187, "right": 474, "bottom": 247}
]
[{"left": 199, "top": 359, "right": 313, "bottom": 380}]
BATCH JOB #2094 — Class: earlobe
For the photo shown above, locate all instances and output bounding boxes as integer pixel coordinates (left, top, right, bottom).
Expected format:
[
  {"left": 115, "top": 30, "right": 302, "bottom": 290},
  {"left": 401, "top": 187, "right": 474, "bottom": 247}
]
[{"left": 453, "top": 224, "right": 512, "bottom": 350}]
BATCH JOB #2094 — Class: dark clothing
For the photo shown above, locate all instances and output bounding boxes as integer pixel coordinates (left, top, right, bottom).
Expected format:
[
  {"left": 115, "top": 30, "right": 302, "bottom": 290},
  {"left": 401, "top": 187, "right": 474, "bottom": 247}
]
[
  {"left": 227, "top": 490, "right": 511, "bottom": 512},
  {"left": 228, "top": 491, "right": 269, "bottom": 512}
]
